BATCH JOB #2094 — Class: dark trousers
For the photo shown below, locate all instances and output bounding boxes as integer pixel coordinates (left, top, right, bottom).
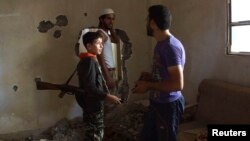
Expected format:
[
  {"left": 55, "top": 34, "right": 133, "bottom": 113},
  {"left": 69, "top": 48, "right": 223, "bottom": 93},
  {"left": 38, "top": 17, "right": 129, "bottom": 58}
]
[{"left": 141, "top": 96, "right": 185, "bottom": 141}]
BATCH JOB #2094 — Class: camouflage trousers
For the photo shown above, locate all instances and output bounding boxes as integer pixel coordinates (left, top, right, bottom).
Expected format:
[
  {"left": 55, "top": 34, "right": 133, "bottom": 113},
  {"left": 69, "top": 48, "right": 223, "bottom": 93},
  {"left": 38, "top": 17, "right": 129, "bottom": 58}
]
[{"left": 83, "top": 110, "right": 104, "bottom": 141}]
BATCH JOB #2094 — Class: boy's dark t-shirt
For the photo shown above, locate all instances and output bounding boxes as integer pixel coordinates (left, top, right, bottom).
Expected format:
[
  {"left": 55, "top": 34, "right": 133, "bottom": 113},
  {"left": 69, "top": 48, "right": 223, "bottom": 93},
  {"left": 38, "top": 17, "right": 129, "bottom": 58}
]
[{"left": 75, "top": 56, "right": 107, "bottom": 114}]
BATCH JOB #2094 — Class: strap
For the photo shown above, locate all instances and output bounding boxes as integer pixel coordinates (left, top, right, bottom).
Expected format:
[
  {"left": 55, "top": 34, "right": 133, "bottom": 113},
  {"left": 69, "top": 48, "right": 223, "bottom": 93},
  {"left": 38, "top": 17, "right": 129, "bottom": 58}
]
[
  {"left": 96, "top": 61, "right": 111, "bottom": 94},
  {"left": 58, "top": 66, "right": 78, "bottom": 98},
  {"left": 65, "top": 68, "right": 77, "bottom": 84}
]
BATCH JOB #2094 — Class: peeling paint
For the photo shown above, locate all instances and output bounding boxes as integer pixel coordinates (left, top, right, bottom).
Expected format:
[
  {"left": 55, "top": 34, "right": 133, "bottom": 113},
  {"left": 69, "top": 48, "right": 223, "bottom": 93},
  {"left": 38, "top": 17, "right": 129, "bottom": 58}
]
[
  {"left": 37, "top": 15, "right": 68, "bottom": 39},
  {"left": 55, "top": 15, "right": 68, "bottom": 27},
  {"left": 37, "top": 20, "right": 54, "bottom": 33},
  {"left": 53, "top": 30, "right": 62, "bottom": 38}
]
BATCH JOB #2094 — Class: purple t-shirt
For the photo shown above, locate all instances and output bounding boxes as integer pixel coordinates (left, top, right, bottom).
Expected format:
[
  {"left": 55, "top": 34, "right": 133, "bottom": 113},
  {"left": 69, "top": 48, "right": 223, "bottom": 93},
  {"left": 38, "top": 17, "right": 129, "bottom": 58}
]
[{"left": 150, "top": 35, "right": 186, "bottom": 103}]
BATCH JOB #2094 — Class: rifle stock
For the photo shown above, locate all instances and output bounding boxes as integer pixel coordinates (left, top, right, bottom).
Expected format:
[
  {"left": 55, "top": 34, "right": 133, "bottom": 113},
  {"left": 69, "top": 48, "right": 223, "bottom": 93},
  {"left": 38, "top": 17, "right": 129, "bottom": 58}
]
[
  {"left": 36, "top": 81, "right": 62, "bottom": 90},
  {"left": 35, "top": 79, "right": 84, "bottom": 97}
]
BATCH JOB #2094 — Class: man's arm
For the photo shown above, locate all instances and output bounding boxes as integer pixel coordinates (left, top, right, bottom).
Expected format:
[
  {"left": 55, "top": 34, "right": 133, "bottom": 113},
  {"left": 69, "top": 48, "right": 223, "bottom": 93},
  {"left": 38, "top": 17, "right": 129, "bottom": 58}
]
[
  {"left": 133, "top": 65, "right": 184, "bottom": 93},
  {"left": 97, "top": 54, "right": 116, "bottom": 88},
  {"left": 148, "top": 65, "right": 184, "bottom": 92},
  {"left": 115, "top": 29, "right": 132, "bottom": 60},
  {"left": 110, "top": 29, "right": 120, "bottom": 43}
]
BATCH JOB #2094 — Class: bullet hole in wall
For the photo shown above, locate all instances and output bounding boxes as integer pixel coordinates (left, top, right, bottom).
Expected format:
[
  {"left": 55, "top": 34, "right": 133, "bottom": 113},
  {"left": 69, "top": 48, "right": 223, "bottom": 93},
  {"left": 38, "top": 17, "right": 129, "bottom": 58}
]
[{"left": 13, "top": 85, "right": 18, "bottom": 92}]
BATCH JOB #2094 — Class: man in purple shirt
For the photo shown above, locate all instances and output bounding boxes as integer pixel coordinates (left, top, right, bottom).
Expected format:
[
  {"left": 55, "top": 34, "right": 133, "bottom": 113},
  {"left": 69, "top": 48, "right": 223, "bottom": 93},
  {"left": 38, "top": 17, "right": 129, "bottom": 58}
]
[{"left": 132, "top": 4, "right": 186, "bottom": 141}]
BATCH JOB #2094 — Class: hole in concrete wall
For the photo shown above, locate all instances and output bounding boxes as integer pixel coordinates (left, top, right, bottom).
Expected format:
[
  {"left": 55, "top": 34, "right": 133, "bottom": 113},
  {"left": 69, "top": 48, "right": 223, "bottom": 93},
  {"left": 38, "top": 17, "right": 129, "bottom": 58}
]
[
  {"left": 37, "top": 20, "right": 54, "bottom": 33},
  {"left": 53, "top": 30, "right": 61, "bottom": 38},
  {"left": 13, "top": 85, "right": 18, "bottom": 91},
  {"left": 55, "top": 15, "right": 68, "bottom": 27}
]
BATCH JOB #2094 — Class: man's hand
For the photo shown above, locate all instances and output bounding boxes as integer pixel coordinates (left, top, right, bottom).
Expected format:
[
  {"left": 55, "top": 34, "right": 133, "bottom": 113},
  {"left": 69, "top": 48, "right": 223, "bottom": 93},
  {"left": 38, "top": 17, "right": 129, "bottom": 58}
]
[
  {"left": 131, "top": 72, "right": 151, "bottom": 93},
  {"left": 132, "top": 81, "right": 149, "bottom": 93},
  {"left": 105, "top": 94, "right": 121, "bottom": 105},
  {"left": 110, "top": 29, "right": 120, "bottom": 43}
]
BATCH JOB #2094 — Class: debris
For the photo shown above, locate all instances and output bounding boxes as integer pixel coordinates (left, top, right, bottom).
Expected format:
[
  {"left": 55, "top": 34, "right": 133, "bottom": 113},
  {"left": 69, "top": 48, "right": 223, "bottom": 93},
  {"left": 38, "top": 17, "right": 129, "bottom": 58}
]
[{"left": 3, "top": 102, "right": 148, "bottom": 141}]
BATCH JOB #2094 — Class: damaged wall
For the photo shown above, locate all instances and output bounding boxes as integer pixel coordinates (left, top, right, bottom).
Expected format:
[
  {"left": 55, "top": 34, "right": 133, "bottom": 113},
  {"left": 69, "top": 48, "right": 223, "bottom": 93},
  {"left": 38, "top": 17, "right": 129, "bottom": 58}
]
[
  {"left": 2, "top": 0, "right": 249, "bottom": 136},
  {"left": 0, "top": 0, "right": 151, "bottom": 134}
]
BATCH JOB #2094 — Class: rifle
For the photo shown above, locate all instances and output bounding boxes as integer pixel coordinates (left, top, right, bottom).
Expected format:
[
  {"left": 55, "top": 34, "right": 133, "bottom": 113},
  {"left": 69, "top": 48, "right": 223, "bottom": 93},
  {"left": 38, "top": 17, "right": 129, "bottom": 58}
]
[
  {"left": 118, "top": 59, "right": 129, "bottom": 103},
  {"left": 58, "top": 68, "right": 77, "bottom": 98},
  {"left": 115, "top": 29, "right": 132, "bottom": 103},
  {"left": 35, "top": 77, "right": 84, "bottom": 96}
]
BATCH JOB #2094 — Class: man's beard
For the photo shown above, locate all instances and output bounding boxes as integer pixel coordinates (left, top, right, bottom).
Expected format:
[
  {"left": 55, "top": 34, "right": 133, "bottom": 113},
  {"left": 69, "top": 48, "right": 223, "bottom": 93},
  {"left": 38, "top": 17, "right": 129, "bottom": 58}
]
[
  {"left": 106, "top": 24, "right": 113, "bottom": 30},
  {"left": 100, "top": 21, "right": 113, "bottom": 30},
  {"left": 147, "top": 25, "right": 153, "bottom": 37}
]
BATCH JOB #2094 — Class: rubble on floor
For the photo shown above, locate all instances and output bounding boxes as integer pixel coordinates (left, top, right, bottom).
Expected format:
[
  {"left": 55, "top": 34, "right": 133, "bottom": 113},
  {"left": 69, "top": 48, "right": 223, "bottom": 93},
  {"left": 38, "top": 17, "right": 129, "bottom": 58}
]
[
  {"left": 104, "top": 102, "right": 148, "bottom": 141},
  {"left": 1, "top": 102, "right": 148, "bottom": 141}
]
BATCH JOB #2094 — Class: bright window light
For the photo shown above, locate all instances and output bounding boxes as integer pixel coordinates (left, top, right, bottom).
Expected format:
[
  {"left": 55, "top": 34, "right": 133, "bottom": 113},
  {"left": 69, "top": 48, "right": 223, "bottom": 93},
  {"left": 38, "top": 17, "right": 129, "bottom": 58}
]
[{"left": 228, "top": 0, "right": 250, "bottom": 55}]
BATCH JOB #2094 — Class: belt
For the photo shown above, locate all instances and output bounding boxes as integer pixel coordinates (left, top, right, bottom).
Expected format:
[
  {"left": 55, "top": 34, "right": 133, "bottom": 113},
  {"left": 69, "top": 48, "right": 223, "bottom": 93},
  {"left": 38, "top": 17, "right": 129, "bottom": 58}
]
[{"left": 108, "top": 68, "right": 116, "bottom": 71}]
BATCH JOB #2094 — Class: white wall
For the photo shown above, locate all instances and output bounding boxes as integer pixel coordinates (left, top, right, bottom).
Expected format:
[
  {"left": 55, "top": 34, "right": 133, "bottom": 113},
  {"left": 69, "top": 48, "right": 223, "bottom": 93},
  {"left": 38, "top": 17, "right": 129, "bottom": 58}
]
[
  {"left": 0, "top": 0, "right": 151, "bottom": 134},
  {"left": 164, "top": 0, "right": 250, "bottom": 104}
]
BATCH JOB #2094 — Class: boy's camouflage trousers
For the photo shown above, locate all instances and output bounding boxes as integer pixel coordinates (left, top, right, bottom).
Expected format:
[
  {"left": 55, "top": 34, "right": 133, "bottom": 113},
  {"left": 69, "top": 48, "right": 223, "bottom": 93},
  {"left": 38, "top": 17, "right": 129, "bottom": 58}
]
[{"left": 83, "top": 110, "right": 104, "bottom": 141}]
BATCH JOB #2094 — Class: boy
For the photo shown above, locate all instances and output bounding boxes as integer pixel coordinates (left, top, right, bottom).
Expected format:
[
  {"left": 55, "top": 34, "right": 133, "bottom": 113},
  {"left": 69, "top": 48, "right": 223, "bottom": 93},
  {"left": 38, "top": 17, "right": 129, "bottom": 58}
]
[{"left": 75, "top": 31, "right": 121, "bottom": 141}]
